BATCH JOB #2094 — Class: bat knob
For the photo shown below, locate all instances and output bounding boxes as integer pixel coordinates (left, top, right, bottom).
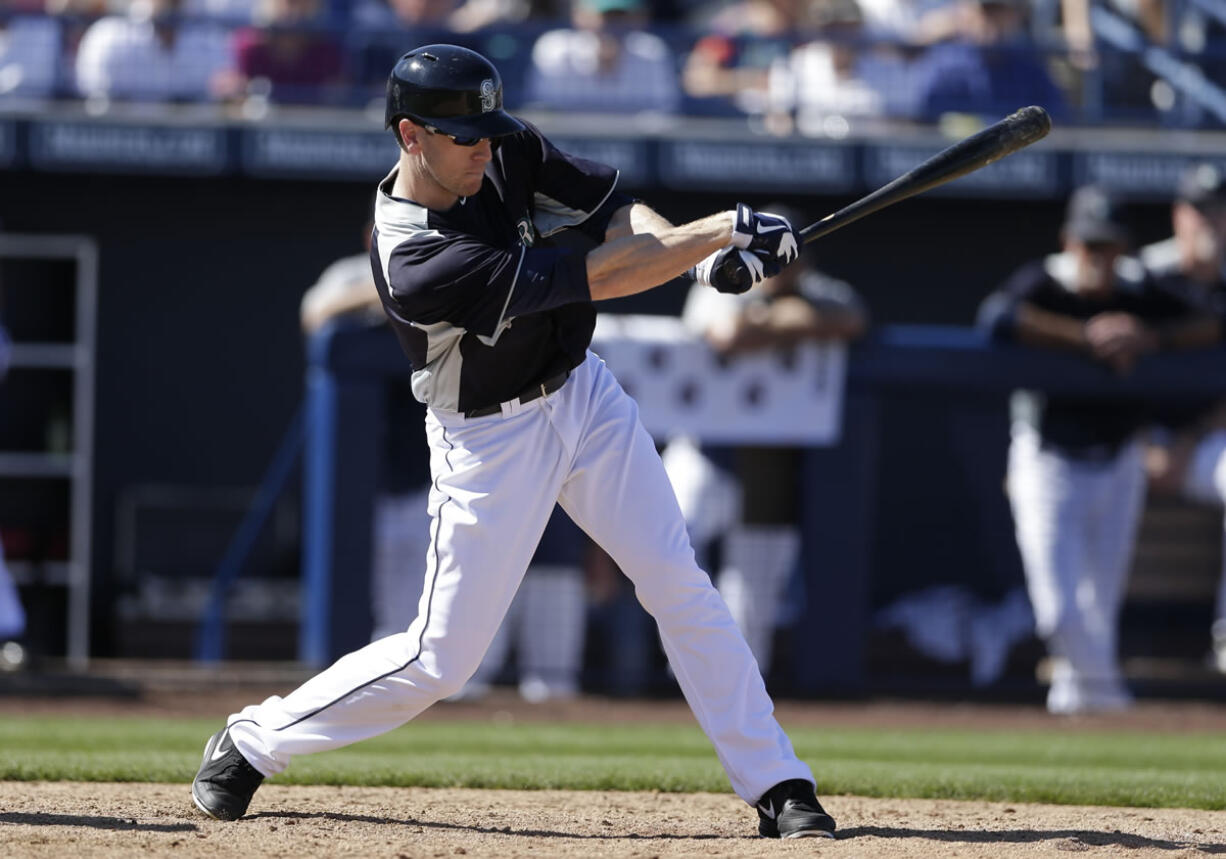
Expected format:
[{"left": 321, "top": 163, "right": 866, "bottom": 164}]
[{"left": 715, "top": 251, "right": 753, "bottom": 294}]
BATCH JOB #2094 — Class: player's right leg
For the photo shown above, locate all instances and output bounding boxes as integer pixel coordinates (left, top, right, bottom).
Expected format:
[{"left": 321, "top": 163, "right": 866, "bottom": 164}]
[
  {"left": 192, "top": 406, "right": 568, "bottom": 820},
  {"left": 556, "top": 352, "right": 832, "bottom": 838}
]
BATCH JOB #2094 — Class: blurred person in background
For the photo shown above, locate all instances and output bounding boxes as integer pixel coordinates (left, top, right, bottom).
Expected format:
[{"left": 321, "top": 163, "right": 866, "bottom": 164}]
[
  {"left": 1141, "top": 163, "right": 1226, "bottom": 671},
  {"left": 680, "top": 0, "right": 800, "bottom": 115},
  {"left": 526, "top": 0, "right": 680, "bottom": 114},
  {"left": 449, "top": 0, "right": 558, "bottom": 30},
  {"left": 183, "top": 0, "right": 256, "bottom": 22},
  {"left": 764, "top": 0, "right": 910, "bottom": 134},
  {"left": 908, "top": 0, "right": 1067, "bottom": 122},
  {"left": 302, "top": 231, "right": 590, "bottom": 700},
  {"left": 663, "top": 204, "right": 868, "bottom": 678},
  {"left": 0, "top": 0, "right": 62, "bottom": 99},
  {"left": 215, "top": 0, "right": 343, "bottom": 104},
  {"left": 978, "top": 186, "right": 1219, "bottom": 714},
  {"left": 75, "top": 0, "right": 232, "bottom": 102},
  {"left": 0, "top": 314, "right": 25, "bottom": 671},
  {"left": 349, "top": 0, "right": 458, "bottom": 96},
  {"left": 354, "top": 0, "right": 455, "bottom": 27}
]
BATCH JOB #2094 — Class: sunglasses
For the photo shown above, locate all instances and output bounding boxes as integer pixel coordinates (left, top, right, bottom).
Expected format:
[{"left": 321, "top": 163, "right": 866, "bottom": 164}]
[{"left": 419, "top": 121, "right": 487, "bottom": 147}]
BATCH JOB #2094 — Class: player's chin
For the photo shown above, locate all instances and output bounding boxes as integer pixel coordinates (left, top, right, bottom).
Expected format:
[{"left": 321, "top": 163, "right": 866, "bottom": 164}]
[{"left": 458, "top": 174, "right": 485, "bottom": 196}]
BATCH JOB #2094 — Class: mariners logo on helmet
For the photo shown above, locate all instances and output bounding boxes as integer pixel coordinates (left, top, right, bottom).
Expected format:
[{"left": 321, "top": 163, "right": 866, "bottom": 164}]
[{"left": 480, "top": 79, "right": 496, "bottom": 112}]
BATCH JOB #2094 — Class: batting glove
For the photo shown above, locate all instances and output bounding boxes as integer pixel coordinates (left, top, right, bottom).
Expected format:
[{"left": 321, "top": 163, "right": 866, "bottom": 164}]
[
  {"left": 730, "top": 203, "right": 801, "bottom": 267},
  {"left": 690, "top": 246, "right": 780, "bottom": 295}
]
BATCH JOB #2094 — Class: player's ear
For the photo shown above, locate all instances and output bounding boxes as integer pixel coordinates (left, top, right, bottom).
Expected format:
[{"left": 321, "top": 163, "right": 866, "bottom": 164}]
[{"left": 398, "top": 118, "right": 422, "bottom": 153}]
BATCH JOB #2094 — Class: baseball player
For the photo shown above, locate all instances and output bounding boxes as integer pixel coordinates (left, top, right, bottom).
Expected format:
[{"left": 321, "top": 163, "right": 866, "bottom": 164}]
[
  {"left": 192, "top": 44, "right": 835, "bottom": 839},
  {"left": 978, "top": 186, "right": 1218, "bottom": 714},
  {"left": 1141, "top": 164, "right": 1226, "bottom": 671}
]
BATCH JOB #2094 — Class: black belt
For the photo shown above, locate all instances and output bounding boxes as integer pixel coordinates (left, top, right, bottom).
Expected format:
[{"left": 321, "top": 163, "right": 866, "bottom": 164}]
[{"left": 463, "top": 370, "right": 570, "bottom": 418}]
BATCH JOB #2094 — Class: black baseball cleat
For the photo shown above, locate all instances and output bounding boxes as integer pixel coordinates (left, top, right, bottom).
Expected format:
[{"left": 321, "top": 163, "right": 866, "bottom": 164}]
[
  {"left": 191, "top": 728, "right": 265, "bottom": 821},
  {"left": 756, "top": 778, "right": 837, "bottom": 839}
]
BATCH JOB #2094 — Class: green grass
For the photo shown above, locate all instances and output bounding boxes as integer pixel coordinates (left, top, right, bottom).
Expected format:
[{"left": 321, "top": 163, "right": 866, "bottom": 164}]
[{"left": 0, "top": 715, "right": 1223, "bottom": 810}]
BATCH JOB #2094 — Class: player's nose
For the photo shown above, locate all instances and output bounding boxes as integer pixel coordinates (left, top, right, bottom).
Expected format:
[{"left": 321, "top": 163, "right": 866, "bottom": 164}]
[{"left": 471, "top": 139, "right": 493, "bottom": 162}]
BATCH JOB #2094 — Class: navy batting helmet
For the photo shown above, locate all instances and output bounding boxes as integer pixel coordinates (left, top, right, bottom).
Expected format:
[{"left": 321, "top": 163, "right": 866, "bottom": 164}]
[{"left": 385, "top": 45, "right": 524, "bottom": 142}]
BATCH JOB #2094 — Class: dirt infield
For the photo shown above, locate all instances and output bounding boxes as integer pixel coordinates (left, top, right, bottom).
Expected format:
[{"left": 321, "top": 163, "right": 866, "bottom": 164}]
[
  {"left": 3, "top": 691, "right": 1226, "bottom": 856},
  {"left": 1, "top": 781, "right": 1224, "bottom": 858}
]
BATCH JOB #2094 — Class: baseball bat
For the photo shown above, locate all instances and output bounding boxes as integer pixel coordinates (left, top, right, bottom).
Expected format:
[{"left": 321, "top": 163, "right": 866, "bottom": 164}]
[{"left": 798, "top": 105, "right": 1052, "bottom": 244}]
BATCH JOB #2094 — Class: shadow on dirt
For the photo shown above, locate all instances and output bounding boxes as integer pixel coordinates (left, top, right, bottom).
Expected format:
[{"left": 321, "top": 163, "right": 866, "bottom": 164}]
[
  {"left": 839, "top": 825, "right": 1226, "bottom": 852},
  {"left": 248, "top": 810, "right": 736, "bottom": 840},
  {"left": 0, "top": 812, "right": 198, "bottom": 833}
]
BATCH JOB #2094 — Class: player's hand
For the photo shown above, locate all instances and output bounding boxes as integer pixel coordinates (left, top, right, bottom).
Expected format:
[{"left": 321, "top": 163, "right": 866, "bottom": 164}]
[
  {"left": 1084, "top": 312, "right": 1157, "bottom": 373},
  {"left": 730, "top": 203, "right": 801, "bottom": 267},
  {"left": 690, "top": 246, "right": 779, "bottom": 294}
]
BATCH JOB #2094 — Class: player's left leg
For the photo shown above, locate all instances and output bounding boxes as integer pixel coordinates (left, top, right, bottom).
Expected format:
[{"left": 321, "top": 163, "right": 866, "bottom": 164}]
[
  {"left": 193, "top": 405, "right": 571, "bottom": 820},
  {"left": 555, "top": 352, "right": 832, "bottom": 838}
]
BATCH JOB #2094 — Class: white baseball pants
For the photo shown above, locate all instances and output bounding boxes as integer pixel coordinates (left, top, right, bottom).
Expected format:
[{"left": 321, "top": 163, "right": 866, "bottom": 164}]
[
  {"left": 1181, "top": 430, "right": 1226, "bottom": 625},
  {"left": 227, "top": 351, "right": 813, "bottom": 803},
  {"left": 1007, "top": 426, "right": 1145, "bottom": 713}
]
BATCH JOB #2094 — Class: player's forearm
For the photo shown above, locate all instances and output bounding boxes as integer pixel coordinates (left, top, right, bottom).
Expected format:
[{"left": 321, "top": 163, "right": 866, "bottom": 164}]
[
  {"left": 766, "top": 298, "right": 869, "bottom": 342},
  {"left": 587, "top": 211, "right": 733, "bottom": 301},
  {"left": 300, "top": 282, "right": 382, "bottom": 334},
  {"left": 1013, "top": 303, "right": 1091, "bottom": 353}
]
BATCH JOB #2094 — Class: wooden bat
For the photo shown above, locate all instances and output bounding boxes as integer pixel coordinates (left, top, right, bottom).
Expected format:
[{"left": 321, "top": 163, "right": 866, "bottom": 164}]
[{"left": 798, "top": 105, "right": 1053, "bottom": 244}]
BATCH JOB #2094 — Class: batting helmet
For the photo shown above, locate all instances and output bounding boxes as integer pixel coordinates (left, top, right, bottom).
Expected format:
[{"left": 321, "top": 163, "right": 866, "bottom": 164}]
[{"left": 385, "top": 45, "right": 524, "bottom": 142}]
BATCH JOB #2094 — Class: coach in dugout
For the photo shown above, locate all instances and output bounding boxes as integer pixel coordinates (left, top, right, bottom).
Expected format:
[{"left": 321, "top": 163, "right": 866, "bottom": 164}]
[{"left": 977, "top": 186, "right": 1220, "bottom": 715}]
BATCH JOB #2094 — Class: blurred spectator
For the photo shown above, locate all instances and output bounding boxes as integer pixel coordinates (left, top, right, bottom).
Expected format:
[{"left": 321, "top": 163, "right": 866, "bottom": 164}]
[
  {"left": 526, "top": 0, "right": 680, "bottom": 114},
  {"left": 183, "top": 0, "right": 256, "bottom": 22},
  {"left": 449, "top": 0, "right": 552, "bottom": 30},
  {"left": 0, "top": 1, "right": 60, "bottom": 100},
  {"left": 0, "top": 317, "right": 26, "bottom": 671},
  {"left": 217, "top": 0, "right": 344, "bottom": 104},
  {"left": 354, "top": 0, "right": 456, "bottom": 28},
  {"left": 663, "top": 209, "right": 868, "bottom": 677},
  {"left": 1141, "top": 163, "right": 1226, "bottom": 672},
  {"left": 978, "top": 186, "right": 1218, "bottom": 714},
  {"left": 349, "top": 0, "right": 458, "bottom": 96},
  {"left": 680, "top": 0, "right": 798, "bottom": 114},
  {"left": 765, "top": 0, "right": 910, "bottom": 134},
  {"left": 908, "top": 0, "right": 1067, "bottom": 122},
  {"left": 75, "top": 0, "right": 231, "bottom": 102}
]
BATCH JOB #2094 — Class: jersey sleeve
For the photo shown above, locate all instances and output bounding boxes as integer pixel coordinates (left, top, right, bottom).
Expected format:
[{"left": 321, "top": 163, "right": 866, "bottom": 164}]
[
  {"left": 384, "top": 229, "right": 591, "bottom": 339},
  {"left": 513, "top": 120, "right": 631, "bottom": 241}
]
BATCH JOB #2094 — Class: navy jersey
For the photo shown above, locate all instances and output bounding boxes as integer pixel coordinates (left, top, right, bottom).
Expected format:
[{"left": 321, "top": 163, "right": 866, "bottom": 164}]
[
  {"left": 981, "top": 253, "right": 1194, "bottom": 458},
  {"left": 370, "top": 120, "right": 631, "bottom": 413}
]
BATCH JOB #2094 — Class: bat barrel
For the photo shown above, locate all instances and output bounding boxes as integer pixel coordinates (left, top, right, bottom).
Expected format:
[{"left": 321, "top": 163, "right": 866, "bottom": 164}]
[{"left": 799, "top": 106, "right": 1052, "bottom": 244}]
